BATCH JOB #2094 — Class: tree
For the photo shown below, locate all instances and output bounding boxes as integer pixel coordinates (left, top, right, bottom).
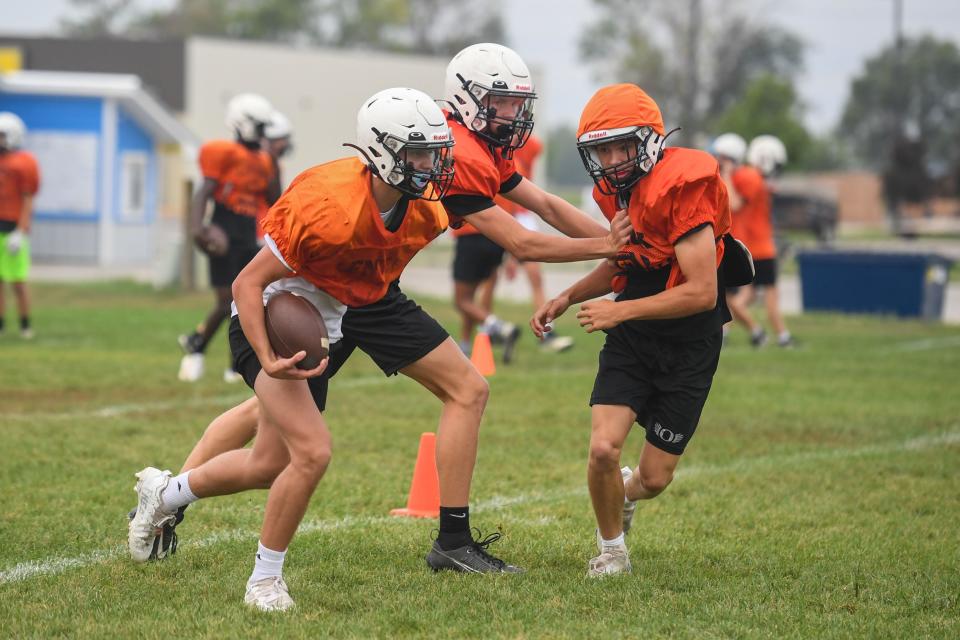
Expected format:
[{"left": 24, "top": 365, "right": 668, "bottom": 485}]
[
  {"left": 60, "top": 0, "right": 504, "bottom": 55},
  {"left": 579, "top": 0, "right": 803, "bottom": 144},
  {"left": 60, "top": 0, "right": 138, "bottom": 37},
  {"left": 840, "top": 35, "right": 960, "bottom": 176},
  {"left": 711, "top": 75, "right": 811, "bottom": 169}
]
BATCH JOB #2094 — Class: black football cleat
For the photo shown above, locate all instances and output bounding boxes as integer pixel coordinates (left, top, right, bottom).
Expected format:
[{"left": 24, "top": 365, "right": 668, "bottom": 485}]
[{"left": 426, "top": 530, "right": 523, "bottom": 574}]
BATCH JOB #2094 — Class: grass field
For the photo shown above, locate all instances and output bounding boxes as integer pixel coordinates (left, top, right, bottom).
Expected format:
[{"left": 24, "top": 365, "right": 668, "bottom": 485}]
[{"left": 1, "top": 281, "right": 958, "bottom": 639}]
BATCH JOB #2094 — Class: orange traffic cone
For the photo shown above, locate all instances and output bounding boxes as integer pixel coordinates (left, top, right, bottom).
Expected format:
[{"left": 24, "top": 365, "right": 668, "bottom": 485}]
[
  {"left": 470, "top": 332, "right": 496, "bottom": 377},
  {"left": 390, "top": 432, "right": 440, "bottom": 518}
]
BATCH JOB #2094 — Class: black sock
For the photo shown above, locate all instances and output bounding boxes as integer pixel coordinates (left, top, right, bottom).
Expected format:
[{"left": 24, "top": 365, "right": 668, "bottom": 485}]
[
  {"left": 20, "top": 316, "right": 29, "bottom": 331},
  {"left": 437, "top": 506, "right": 472, "bottom": 550}
]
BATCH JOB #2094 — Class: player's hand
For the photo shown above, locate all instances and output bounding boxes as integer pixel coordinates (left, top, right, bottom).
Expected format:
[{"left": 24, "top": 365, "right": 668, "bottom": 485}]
[
  {"left": 531, "top": 294, "right": 570, "bottom": 338},
  {"left": 605, "top": 209, "right": 631, "bottom": 255},
  {"left": 576, "top": 298, "right": 624, "bottom": 333},
  {"left": 263, "top": 350, "right": 329, "bottom": 380},
  {"left": 191, "top": 226, "right": 207, "bottom": 252},
  {"left": 6, "top": 230, "right": 24, "bottom": 255}
]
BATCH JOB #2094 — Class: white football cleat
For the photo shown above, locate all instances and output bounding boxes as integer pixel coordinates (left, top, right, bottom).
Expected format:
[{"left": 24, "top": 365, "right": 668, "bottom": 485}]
[
  {"left": 541, "top": 333, "right": 574, "bottom": 353},
  {"left": 178, "top": 353, "right": 204, "bottom": 382},
  {"left": 223, "top": 368, "right": 243, "bottom": 384},
  {"left": 128, "top": 467, "right": 175, "bottom": 563},
  {"left": 587, "top": 544, "right": 632, "bottom": 577},
  {"left": 245, "top": 576, "right": 295, "bottom": 612}
]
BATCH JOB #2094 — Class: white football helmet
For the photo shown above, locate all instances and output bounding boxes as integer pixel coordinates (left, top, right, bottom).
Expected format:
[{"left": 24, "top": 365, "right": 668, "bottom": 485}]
[
  {"left": 747, "top": 135, "right": 788, "bottom": 177},
  {"left": 265, "top": 110, "right": 291, "bottom": 140},
  {"left": 445, "top": 43, "right": 536, "bottom": 156},
  {"left": 225, "top": 93, "right": 274, "bottom": 144},
  {"left": 0, "top": 112, "right": 26, "bottom": 151},
  {"left": 348, "top": 87, "right": 455, "bottom": 201},
  {"left": 712, "top": 133, "right": 747, "bottom": 163}
]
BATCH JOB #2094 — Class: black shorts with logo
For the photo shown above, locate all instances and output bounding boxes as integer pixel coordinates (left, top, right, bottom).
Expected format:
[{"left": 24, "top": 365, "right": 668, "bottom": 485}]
[
  {"left": 209, "top": 204, "right": 260, "bottom": 288},
  {"left": 229, "top": 281, "right": 450, "bottom": 411},
  {"left": 452, "top": 233, "right": 505, "bottom": 284},
  {"left": 589, "top": 325, "right": 722, "bottom": 456}
]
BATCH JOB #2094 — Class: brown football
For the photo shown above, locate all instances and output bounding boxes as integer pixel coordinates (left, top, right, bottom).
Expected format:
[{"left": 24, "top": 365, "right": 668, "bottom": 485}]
[
  {"left": 264, "top": 291, "right": 330, "bottom": 370},
  {"left": 197, "top": 224, "right": 230, "bottom": 257}
]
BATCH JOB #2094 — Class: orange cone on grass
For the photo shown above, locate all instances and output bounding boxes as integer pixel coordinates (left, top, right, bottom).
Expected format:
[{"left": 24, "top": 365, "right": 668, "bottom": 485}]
[
  {"left": 470, "top": 332, "right": 496, "bottom": 377},
  {"left": 390, "top": 432, "right": 440, "bottom": 518}
]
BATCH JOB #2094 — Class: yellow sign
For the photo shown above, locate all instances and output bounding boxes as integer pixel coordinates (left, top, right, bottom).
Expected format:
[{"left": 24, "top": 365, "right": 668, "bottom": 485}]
[{"left": 0, "top": 48, "right": 23, "bottom": 74}]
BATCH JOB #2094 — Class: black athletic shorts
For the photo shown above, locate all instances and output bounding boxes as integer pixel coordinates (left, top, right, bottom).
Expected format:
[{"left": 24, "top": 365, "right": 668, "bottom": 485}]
[
  {"left": 590, "top": 326, "right": 722, "bottom": 455},
  {"left": 229, "top": 315, "right": 332, "bottom": 411},
  {"left": 230, "top": 281, "right": 449, "bottom": 410},
  {"left": 209, "top": 204, "right": 260, "bottom": 288},
  {"left": 452, "top": 233, "right": 505, "bottom": 284},
  {"left": 752, "top": 258, "right": 777, "bottom": 287},
  {"left": 327, "top": 280, "right": 450, "bottom": 377}
]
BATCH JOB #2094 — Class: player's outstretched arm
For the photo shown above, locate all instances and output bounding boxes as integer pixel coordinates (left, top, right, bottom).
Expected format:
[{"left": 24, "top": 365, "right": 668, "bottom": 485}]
[
  {"left": 467, "top": 204, "right": 631, "bottom": 263},
  {"left": 575, "top": 225, "right": 718, "bottom": 333},
  {"left": 232, "top": 248, "right": 328, "bottom": 380},
  {"left": 504, "top": 178, "right": 609, "bottom": 238},
  {"left": 531, "top": 260, "right": 617, "bottom": 337}
]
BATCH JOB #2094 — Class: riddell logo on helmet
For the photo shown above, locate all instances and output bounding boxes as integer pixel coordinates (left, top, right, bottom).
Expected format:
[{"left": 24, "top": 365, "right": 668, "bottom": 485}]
[
  {"left": 432, "top": 133, "right": 449, "bottom": 141},
  {"left": 587, "top": 131, "right": 608, "bottom": 140},
  {"left": 514, "top": 84, "right": 532, "bottom": 91}
]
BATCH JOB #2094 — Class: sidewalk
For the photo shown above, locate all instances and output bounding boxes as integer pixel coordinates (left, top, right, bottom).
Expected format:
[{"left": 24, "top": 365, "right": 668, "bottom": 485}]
[{"left": 398, "top": 266, "right": 960, "bottom": 325}]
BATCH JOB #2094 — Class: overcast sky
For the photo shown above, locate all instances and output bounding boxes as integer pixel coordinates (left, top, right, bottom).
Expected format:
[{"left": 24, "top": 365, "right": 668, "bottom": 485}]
[{"left": 5, "top": 0, "right": 960, "bottom": 134}]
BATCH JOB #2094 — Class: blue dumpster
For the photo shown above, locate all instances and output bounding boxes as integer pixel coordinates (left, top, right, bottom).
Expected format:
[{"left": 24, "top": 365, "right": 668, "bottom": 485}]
[{"left": 797, "top": 250, "right": 952, "bottom": 319}]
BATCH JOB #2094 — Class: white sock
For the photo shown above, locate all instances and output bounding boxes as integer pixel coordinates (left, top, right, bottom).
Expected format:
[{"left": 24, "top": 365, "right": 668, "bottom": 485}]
[
  {"left": 248, "top": 541, "right": 286, "bottom": 585},
  {"left": 779, "top": 331, "right": 791, "bottom": 342},
  {"left": 160, "top": 471, "right": 198, "bottom": 512},
  {"left": 601, "top": 533, "right": 625, "bottom": 550}
]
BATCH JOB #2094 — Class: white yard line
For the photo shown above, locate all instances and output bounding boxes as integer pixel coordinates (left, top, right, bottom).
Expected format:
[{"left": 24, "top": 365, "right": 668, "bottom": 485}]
[
  {"left": 1, "top": 376, "right": 391, "bottom": 423},
  {"left": 1, "top": 429, "right": 957, "bottom": 585},
  {"left": 891, "top": 335, "right": 960, "bottom": 352}
]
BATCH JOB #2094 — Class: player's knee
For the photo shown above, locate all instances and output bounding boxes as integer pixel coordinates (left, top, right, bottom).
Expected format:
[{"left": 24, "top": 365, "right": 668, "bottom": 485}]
[
  {"left": 449, "top": 369, "right": 489, "bottom": 412},
  {"left": 292, "top": 444, "right": 332, "bottom": 480},
  {"left": 588, "top": 438, "right": 622, "bottom": 470},
  {"left": 639, "top": 468, "right": 674, "bottom": 495}
]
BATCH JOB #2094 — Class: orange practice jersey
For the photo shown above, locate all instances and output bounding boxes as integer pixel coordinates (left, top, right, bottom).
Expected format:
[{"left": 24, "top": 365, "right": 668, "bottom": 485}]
[
  {"left": 262, "top": 158, "right": 449, "bottom": 307},
  {"left": 198, "top": 140, "right": 275, "bottom": 219},
  {"left": 443, "top": 115, "right": 518, "bottom": 237},
  {"left": 730, "top": 165, "right": 776, "bottom": 260},
  {"left": 0, "top": 150, "right": 40, "bottom": 224},
  {"left": 593, "top": 147, "right": 731, "bottom": 292}
]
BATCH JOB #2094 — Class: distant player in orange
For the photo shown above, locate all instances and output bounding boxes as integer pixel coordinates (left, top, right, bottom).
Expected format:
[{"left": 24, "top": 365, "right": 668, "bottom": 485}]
[
  {"left": 0, "top": 112, "right": 40, "bottom": 340},
  {"left": 179, "top": 94, "right": 281, "bottom": 383},
  {"left": 489, "top": 134, "right": 575, "bottom": 353},
  {"left": 714, "top": 132, "right": 792, "bottom": 347},
  {"left": 128, "top": 87, "right": 630, "bottom": 604},
  {"left": 445, "top": 44, "right": 624, "bottom": 363},
  {"left": 532, "top": 84, "right": 733, "bottom": 576}
]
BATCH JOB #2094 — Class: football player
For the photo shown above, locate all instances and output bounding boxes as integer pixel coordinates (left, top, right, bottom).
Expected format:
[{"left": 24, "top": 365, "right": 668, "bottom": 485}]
[
  {"left": 720, "top": 133, "right": 792, "bottom": 347},
  {"left": 178, "top": 93, "right": 281, "bottom": 383},
  {"left": 128, "top": 87, "right": 630, "bottom": 610},
  {"left": 445, "top": 43, "right": 623, "bottom": 363},
  {"left": 531, "top": 84, "right": 733, "bottom": 576},
  {"left": 0, "top": 112, "right": 40, "bottom": 340}
]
